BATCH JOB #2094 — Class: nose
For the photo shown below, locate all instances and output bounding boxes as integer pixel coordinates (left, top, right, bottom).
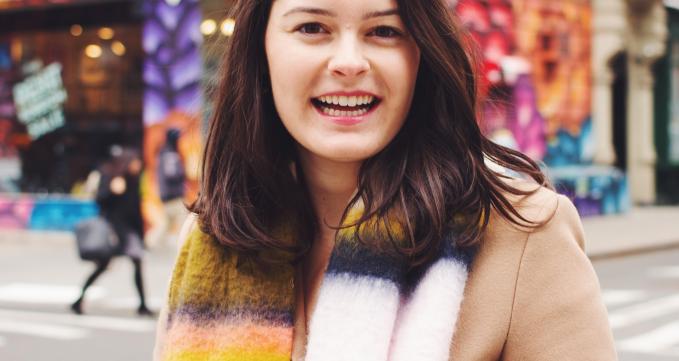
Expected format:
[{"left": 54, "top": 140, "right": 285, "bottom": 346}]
[{"left": 328, "top": 36, "right": 370, "bottom": 78}]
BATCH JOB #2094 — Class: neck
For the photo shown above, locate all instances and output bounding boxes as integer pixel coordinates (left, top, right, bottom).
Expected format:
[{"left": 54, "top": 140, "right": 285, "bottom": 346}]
[{"left": 298, "top": 150, "right": 360, "bottom": 241}]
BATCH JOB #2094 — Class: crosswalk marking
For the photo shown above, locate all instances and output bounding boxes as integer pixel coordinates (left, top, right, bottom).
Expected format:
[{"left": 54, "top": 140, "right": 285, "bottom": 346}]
[
  {"left": 0, "top": 283, "right": 105, "bottom": 304},
  {"left": 608, "top": 294, "right": 679, "bottom": 329},
  {"left": 602, "top": 289, "right": 679, "bottom": 359},
  {"left": 0, "top": 309, "right": 156, "bottom": 333},
  {"left": 601, "top": 289, "right": 647, "bottom": 308},
  {"left": 647, "top": 266, "right": 679, "bottom": 279},
  {"left": 617, "top": 321, "right": 679, "bottom": 357},
  {"left": 100, "top": 296, "right": 163, "bottom": 310},
  {"left": 0, "top": 282, "right": 164, "bottom": 313},
  {"left": 0, "top": 319, "right": 89, "bottom": 340}
]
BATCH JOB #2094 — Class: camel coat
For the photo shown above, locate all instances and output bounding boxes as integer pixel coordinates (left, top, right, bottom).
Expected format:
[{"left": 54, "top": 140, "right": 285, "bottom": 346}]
[
  {"left": 155, "top": 186, "right": 617, "bottom": 361},
  {"left": 447, "top": 186, "right": 617, "bottom": 360}
]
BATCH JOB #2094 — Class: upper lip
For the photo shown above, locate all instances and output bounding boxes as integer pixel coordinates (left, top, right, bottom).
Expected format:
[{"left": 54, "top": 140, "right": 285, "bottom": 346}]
[{"left": 314, "top": 90, "right": 380, "bottom": 99}]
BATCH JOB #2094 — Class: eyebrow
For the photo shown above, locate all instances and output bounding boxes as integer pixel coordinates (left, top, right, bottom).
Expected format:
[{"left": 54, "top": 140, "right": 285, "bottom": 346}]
[
  {"left": 362, "top": 9, "right": 400, "bottom": 20},
  {"left": 282, "top": 7, "right": 400, "bottom": 20},
  {"left": 283, "top": 7, "right": 337, "bottom": 17}
]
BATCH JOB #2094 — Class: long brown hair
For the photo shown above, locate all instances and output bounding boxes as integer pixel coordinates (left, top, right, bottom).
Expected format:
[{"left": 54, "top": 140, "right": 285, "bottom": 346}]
[{"left": 191, "top": 0, "right": 549, "bottom": 265}]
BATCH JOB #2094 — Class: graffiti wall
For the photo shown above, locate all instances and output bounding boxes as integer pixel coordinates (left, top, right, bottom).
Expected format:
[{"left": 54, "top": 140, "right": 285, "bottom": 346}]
[
  {"left": 0, "top": 195, "right": 97, "bottom": 231},
  {"left": 141, "top": 0, "right": 203, "bottom": 233},
  {"left": 453, "top": 0, "right": 628, "bottom": 215}
]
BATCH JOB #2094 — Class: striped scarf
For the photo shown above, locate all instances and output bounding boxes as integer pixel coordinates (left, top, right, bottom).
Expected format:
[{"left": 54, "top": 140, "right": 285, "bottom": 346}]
[{"left": 158, "top": 206, "right": 476, "bottom": 361}]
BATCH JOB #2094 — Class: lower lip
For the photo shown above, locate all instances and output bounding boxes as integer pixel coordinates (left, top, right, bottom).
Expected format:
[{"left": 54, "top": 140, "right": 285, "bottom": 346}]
[{"left": 313, "top": 101, "right": 380, "bottom": 126}]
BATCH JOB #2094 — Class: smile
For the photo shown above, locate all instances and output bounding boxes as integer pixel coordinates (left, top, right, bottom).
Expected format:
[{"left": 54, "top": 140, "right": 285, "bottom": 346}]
[{"left": 311, "top": 93, "right": 381, "bottom": 118}]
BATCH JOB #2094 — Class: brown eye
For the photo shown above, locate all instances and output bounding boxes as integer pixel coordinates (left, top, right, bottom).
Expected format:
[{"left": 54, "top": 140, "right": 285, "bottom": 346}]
[
  {"left": 370, "top": 26, "right": 401, "bottom": 38},
  {"left": 297, "top": 22, "right": 327, "bottom": 35}
]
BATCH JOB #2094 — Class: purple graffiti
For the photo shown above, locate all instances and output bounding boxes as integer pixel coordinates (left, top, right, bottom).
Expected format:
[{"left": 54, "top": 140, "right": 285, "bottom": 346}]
[
  {"left": 508, "top": 74, "right": 546, "bottom": 160},
  {"left": 142, "top": 0, "right": 203, "bottom": 125}
]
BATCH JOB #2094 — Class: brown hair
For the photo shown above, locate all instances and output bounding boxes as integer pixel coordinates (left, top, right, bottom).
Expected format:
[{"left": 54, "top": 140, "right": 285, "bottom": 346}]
[{"left": 191, "top": 0, "right": 549, "bottom": 265}]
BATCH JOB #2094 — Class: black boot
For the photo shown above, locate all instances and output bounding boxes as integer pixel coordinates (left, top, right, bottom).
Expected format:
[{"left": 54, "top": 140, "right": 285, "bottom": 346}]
[
  {"left": 70, "top": 299, "right": 83, "bottom": 315},
  {"left": 137, "top": 304, "right": 155, "bottom": 317}
]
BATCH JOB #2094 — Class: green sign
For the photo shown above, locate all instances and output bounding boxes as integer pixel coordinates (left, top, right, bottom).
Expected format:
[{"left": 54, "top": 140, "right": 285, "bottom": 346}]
[{"left": 12, "top": 63, "right": 67, "bottom": 139}]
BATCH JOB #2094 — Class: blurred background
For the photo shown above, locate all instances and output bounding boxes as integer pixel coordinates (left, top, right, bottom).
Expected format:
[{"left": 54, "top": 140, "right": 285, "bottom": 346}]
[{"left": 0, "top": 0, "right": 678, "bottom": 360}]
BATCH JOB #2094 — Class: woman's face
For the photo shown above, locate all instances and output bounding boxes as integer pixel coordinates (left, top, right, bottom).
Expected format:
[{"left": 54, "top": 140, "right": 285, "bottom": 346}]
[{"left": 265, "top": 0, "right": 420, "bottom": 164}]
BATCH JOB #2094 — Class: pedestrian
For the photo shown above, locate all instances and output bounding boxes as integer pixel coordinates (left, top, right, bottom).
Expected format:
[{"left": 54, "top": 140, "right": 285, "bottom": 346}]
[
  {"left": 147, "top": 128, "right": 187, "bottom": 248},
  {"left": 154, "top": 0, "right": 616, "bottom": 360},
  {"left": 71, "top": 146, "right": 153, "bottom": 316}
]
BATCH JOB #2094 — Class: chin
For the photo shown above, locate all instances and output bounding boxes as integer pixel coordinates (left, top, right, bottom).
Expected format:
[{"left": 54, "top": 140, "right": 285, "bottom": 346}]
[{"left": 311, "top": 144, "right": 381, "bottom": 163}]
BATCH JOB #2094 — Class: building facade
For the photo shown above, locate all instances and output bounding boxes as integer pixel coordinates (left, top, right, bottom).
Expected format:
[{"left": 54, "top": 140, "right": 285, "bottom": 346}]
[
  {"left": 590, "top": 0, "right": 668, "bottom": 206},
  {"left": 452, "top": 0, "right": 672, "bottom": 216},
  {"left": 0, "top": 0, "right": 206, "bottom": 230},
  {"left": 0, "top": 0, "right": 675, "bottom": 231}
]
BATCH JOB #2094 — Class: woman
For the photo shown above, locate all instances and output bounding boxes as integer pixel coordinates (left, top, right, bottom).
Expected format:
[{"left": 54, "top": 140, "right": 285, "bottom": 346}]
[
  {"left": 154, "top": 0, "right": 616, "bottom": 360},
  {"left": 71, "top": 147, "right": 153, "bottom": 316}
]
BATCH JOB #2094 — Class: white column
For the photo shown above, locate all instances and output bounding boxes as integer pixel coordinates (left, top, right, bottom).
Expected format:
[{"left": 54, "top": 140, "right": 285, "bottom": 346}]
[
  {"left": 627, "top": 61, "right": 659, "bottom": 203},
  {"left": 592, "top": 0, "right": 627, "bottom": 165},
  {"left": 625, "top": 0, "right": 667, "bottom": 204}
]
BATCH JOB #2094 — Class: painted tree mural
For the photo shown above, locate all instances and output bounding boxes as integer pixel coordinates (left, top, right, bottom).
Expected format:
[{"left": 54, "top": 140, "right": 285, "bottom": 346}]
[
  {"left": 142, "top": 0, "right": 203, "bottom": 125},
  {"left": 141, "top": 0, "right": 204, "bottom": 231}
]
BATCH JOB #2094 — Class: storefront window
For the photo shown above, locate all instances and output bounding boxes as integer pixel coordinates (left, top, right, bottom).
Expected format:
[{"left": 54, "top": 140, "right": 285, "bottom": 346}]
[{"left": 0, "top": 8, "right": 143, "bottom": 194}]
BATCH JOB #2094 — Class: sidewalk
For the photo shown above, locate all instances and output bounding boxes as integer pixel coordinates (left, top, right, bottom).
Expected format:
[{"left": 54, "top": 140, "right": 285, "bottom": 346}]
[
  {"left": 2, "top": 207, "right": 679, "bottom": 259},
  {"left": 584, "top": 206, "right": 679, "bottom": 259}
]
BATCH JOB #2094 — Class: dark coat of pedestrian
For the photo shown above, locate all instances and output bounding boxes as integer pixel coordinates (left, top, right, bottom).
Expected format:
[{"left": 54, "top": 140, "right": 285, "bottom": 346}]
[{"left": 71, "top": 146, "right": 152, "bottom": 316}]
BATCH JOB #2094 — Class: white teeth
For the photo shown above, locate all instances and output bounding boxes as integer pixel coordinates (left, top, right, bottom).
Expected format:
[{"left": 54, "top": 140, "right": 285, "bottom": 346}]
[
  {"left": 320, "top": 106, "right": 368, "bottom": 117},
  {"left": 358, "top": 95, "right": 374, "bottom": 105},
  {"left": 316, "top": 95, "right": 375, "bottom": 106}
]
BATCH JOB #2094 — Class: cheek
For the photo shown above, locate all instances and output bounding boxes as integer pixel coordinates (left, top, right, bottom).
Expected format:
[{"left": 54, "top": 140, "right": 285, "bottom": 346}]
[
  {"left": 383, "top": 47, "right": 421, "bottom": 117},
  {"left": 266, "top": 38, "right": 321, "bottom": 117},
  {"left": 267, "top": 45, "right": 296, "bottom": 109}
]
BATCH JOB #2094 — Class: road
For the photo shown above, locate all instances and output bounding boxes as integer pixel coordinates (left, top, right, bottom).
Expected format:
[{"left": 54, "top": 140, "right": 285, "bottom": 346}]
[
  {"left": 0, "top": 233, "right": 175, "bottom": 361},
  {"left": 0, "top": 232, "right": 678, "bottom": 360},
  {"left": 595, "top": 248, "right": 679, "bottom": 361}
]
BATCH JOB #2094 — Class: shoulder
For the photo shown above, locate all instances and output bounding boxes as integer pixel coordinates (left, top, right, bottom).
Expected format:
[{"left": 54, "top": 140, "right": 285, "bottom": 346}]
[
  {"left": 451, "top": 180, "right": 576, "bottom": 358},
  {"left": 485, "top": 178, "right": 583, "bottom": 251},
  {"left": 177, "top": 212, "right": 198, "bottom": 251},
  {"left": 451, "top": 180, "right": 614, "bottom": 359},
  {"left": 496, "top": 182, "right": 616, "bottom": 359}
]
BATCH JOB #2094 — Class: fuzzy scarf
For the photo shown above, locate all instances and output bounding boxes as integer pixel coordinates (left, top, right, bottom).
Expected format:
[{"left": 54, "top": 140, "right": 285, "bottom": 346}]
[{"left": 157, "top": 206, "right": 477, "bottom": 361}]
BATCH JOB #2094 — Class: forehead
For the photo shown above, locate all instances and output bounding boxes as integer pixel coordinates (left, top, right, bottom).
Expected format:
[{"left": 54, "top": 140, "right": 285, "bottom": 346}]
[{"left": 270, "top": 0, "right": 401, "bottom": 17}]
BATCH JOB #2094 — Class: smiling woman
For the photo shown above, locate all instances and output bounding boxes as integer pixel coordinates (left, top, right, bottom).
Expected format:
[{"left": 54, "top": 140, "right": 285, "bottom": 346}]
[
  {"left": 153, "top": 0, "right": 617, "bottom": 360},
  {"left": 265, "top": 0, "right": 420, "bottom": 164}
]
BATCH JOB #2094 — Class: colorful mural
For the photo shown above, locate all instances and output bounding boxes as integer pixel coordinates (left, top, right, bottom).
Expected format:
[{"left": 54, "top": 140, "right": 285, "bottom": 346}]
[
  {"left": 0, "top": 42, "right": 15, "bottom": 152},
  {"left": 141, "top": 0, "right": 203, "bottom": 231},
  {"left": 452, "top": 0, "right": 628, "bottom": 215},
  {"left": 0, "top": 195, "right": 97, "bottom": 231}
]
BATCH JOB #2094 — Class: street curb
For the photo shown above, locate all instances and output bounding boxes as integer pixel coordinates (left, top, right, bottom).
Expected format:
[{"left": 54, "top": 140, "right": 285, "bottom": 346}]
[{"left": 588, "top": 240, "right": 679, "bottom": 261}]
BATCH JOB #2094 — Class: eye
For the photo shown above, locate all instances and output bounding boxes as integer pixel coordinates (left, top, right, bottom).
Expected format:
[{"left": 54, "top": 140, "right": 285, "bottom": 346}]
[
  {"left": 296, "top": 22, "right": 328, "bottom": 35},
  {"left": 369, "top": 26, "right": 402, "bottom": 38}
]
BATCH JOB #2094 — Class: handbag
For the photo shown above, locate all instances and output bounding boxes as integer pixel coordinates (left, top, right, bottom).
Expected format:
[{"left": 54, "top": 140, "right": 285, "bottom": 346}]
[{"left": 74, "top": 216, "right": 119, "bottom": 260}]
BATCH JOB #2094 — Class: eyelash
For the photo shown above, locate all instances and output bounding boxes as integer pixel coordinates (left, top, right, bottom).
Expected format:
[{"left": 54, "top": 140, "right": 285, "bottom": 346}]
[
  {"left": 295, "top": 23, "right": 403, "bottom": 38},
  {"left": 369, "top": 26, "right": 402, "bottom": 38},
  {"left": 296, "top": 22, "right": 327, "bottom": 35}
]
